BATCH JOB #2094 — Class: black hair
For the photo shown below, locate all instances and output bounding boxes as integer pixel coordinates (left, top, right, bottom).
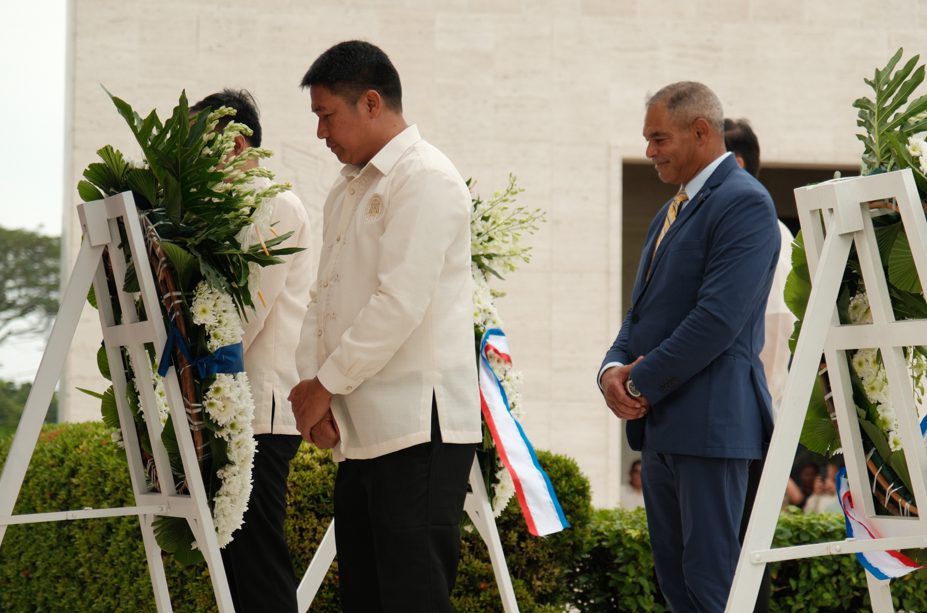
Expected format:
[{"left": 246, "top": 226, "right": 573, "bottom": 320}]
[
  {"left": 190, "top": 89, "right": 262, "bottom": 147},
  {"left": 300, "top": 40, "right": 403, "bottom": 112},
  {"left": 724, "top": 117, "right": 760, "bottom": 178}
]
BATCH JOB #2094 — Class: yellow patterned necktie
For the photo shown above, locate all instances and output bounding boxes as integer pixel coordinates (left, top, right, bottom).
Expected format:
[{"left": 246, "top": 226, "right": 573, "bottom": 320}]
[{"left": 648, "top": 188, "right": 688, "bottom": 276}]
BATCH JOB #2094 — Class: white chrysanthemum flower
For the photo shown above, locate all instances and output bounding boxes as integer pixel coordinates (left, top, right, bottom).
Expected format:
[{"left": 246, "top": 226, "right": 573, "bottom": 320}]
[
  {"left": 889, "top": 431, "right": 904, "bottom": 452},
  {"left": 848, "top": 292, "right": 873, "bottom": 324},
  {"left": 492, "top": 467, "right": 516, "bottom": 517},
  {"left": 126, "top": 350, "right": 171, "bottom": 425},
  {"left": 851, "top": 352, "right": 869, "bottom": 375},
  {"left": 210, "top": 375, "right": 231, "bottom": 399},
  {"left": 193, "top": 300, "right": 217, "bottom": 325},
  {"left": 192, "top": 282, "right": 245, "bottom": 351},
  {"left": 876, "top": 412, "right": 896, "bottom": 431}
]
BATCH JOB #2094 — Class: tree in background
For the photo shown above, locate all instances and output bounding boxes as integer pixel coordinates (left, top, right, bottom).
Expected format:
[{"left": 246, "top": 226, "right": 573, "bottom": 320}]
[
  {"left": 0, "top": 226, "right": 60, "bottom": 434},
  {"left": 0, "top": 381, "right": 57, "bottom": 439},
  {"left": 0, "top": 226, "right": 59, "bottom": 343}
]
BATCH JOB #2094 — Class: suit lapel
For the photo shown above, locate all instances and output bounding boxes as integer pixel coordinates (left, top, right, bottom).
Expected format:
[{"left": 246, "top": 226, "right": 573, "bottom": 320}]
[{"left": 634, "top": 156, "right": 739, "bottom": 300}]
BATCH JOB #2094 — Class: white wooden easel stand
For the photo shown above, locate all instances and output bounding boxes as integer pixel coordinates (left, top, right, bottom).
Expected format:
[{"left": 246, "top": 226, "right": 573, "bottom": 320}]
[
  {"left": 0, "top": 193, "right": 234, "bottom": 612},
  {"left": 728, "top": 169, "right": 927, "bottom": 613},
  {"left": 295, "top": 455, "right": 521, "bottom": 612}
]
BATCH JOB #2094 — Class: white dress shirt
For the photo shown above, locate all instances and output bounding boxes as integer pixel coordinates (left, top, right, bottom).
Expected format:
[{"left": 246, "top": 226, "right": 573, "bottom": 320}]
[
  {"left": 759, "top": 221, "right": 797, "bottom": 420},
  {"left": 296, "top": 125, "right": 482, "bottom": 461},
  {"left": 241, "top": 176, "right": 314, "bottom": 436}
]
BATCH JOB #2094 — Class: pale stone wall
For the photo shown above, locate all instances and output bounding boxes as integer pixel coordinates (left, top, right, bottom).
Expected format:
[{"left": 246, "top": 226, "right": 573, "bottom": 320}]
[{"left": 63, "top": 0, "right": 927, "bottom": 506}]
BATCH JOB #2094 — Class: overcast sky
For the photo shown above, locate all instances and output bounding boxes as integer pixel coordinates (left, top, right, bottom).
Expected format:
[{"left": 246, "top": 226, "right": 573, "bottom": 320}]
[
  {"left": 0, "top": 1, "right": 66, "bottom": 382},
  {"left": 1, "top": 1, "right": 66, "bottom": 237}
]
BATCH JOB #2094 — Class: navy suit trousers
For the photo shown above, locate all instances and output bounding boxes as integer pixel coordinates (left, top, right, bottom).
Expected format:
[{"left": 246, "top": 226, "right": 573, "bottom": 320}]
[{"left": 641, "top": 445, "right": 749, "bottom": 613}]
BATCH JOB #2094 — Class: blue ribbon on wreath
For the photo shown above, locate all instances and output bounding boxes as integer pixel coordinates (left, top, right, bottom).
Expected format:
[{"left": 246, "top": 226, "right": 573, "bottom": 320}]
[
  {"left": 157, "top": 318, "right": 245, "bottom": 378},
  {"left": 193, "top": 343, "right": 244, "bottom": 378}
]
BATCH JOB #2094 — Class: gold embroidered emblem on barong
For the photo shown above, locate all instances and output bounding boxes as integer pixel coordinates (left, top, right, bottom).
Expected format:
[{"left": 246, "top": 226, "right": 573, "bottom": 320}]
[{"left": 364, "top": 194, "right": 383, "bottom": 222}]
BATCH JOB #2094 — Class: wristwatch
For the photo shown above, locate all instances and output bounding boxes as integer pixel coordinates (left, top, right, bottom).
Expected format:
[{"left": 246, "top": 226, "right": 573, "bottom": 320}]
[{"left": 626, "top": 378, "right": 642, "bottom": 398}]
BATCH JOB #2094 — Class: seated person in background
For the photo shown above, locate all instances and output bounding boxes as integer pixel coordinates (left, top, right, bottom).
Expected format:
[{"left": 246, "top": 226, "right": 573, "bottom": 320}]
[
  {"left": 797, "top": 460, "right": 821, "bottom": 508},
  {"left": 784, "top": 477, "right": 805, "bottom": 509},
  {"left": 804, "top": 463, "right": 841, "bottom": 514},
  {"left": 620, "top": 460, "right": 645, "bottom": 511}
]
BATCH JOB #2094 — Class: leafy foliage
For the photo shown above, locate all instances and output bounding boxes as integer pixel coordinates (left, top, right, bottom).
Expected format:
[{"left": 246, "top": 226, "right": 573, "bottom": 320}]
[
  {"left": 77, "top": 89, "right": 305, "bottom": 563},
  {"left": 573, "top": 507, "right": 927, "bottom": 613},
  {"left": 792, "top": 48, "right": 927, "bottom": 517},
  {"left": 0, "top": 424, "right": 591, "bottom": 612},
  {"left": 569, "top": 508, "right": 668, "bottom": 612},
  {"left": 0, "top": 379, "right": 57, "bottom": 440},
  {"left": 855, "top": 48, "right": 927, "bottom": 176},
  {"left": 453, "top": 450, "right": 593, "bottom": 613},
  {"left": 0, "top": 226, "right": 59, "bottom": 345},
  {"left": 81, "top": 89, "right": 298, "bottom": 317}
]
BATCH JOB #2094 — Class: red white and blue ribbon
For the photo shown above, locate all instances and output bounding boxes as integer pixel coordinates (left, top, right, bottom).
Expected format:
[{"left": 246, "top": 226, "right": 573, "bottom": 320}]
[
  {"left": 479, "top": 328, "right": 568, "bottom": 537},
  {"left": 836, "top": 468, "right": 923, "bottom": 580}
]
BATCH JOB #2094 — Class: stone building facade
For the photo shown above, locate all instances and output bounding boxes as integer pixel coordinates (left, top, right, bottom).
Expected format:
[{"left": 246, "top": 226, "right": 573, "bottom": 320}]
[{"left": 61, "top": 0, "right": 926, "bottom": 507}]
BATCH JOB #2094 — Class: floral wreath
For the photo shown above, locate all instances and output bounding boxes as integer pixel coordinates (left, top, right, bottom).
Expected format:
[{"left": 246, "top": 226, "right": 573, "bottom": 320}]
[{"left": 79, "top": 89, "right": 301, "bottom": 564}]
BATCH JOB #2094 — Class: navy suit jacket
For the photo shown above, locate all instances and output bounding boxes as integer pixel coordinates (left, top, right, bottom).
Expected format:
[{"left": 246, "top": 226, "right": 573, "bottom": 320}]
[{"left": 602, "top": 155, "right": 779, "bottom": 459}]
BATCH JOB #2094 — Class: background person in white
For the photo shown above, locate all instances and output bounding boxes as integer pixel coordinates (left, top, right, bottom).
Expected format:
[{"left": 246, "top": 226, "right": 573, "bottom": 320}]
[
  {"left": 288, "top": 41, "right": 481, "bottom": 613},
  {"left": 189, "top": 90, "right": 313, "bottom": 613},
  {"left": 723, "top": 116, "right": 792, "bottom": 613}
]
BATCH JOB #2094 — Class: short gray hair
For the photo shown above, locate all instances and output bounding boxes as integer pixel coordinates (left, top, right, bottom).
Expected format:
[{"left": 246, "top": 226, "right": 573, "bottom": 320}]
[{"left": 646, "top": 82, "right": 725, "bottom": 136}]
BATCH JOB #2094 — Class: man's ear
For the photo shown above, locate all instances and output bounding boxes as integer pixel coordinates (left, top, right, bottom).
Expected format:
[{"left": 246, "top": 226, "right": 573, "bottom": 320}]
[
  {"left": 362, "top": 89, "right": 383, "bottom": 119},
  {"left": 735, "top": 154, "right": 746, "bottom": 169},
  {"left": 692, "top": 117, "right": 711, "bottom": 142},
  {"left": 233, "top": 134, "right": 248, "bottom": 156}
]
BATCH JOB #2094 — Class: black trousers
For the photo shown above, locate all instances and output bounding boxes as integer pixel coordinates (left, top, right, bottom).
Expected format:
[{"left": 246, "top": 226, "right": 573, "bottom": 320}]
[
  {"left": 221, "top": 432, "right": 303, "bottom": 613},
  {"left": 739, "top": 453, "right": 772, "bottom": 613},
  {"left": 333, "top": 402, "right": 476, "bottom": 613}
]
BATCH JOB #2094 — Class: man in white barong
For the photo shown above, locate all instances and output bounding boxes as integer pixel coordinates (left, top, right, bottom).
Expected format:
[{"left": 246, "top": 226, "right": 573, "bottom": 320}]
[{"left": 289, "top": 41, "right": 481, "bottom": 613}]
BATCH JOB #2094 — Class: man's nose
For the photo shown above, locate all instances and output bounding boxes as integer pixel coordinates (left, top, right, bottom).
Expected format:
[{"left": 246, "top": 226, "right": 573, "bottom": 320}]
[
  {"left": 645, "top": 141, "right": 657, "bottom": 159},
  {"left": 317, "top": 120, "right": 328, "bottom": 140}
]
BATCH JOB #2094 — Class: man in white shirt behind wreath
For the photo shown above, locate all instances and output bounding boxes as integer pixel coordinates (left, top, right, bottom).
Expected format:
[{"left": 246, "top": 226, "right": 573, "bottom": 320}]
[
  {"left": 189, "top": 90, "right": 313, "bottom": 613},
  {"left": 289, "top": 40, "right": 482, "bottom": 612}
]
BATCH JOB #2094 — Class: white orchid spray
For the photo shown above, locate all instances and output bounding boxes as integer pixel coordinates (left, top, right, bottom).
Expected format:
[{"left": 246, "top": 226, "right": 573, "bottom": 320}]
[{"left": 470, "top": 175, "right": 545, "bottom": 516}]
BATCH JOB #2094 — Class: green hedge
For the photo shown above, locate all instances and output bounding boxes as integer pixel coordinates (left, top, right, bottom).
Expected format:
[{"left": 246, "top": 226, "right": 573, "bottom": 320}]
[
  {"left": 0, "top": 423, "right": 591, "bottom": 612},
  {"left": 6, "top": 423, "right": 927, "bottom": 612},
  {"left": 572, "top": 507, "right": 927, "bottom": 613}
]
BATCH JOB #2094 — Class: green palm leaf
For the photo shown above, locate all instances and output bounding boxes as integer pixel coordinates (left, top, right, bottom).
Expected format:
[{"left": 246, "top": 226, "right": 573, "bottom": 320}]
[
  {"left": 854, "top": 48, "right": 927, "bottom": 173},
  {"left": 889, "top": 231, "right": 923, "bottom": 293},
  {"left": 784, "top": 269, "right": 812, "bottom": 320},
  {"left": 800, "top": 418, "right": 840, "bottom": 457},
  {"left": 152, "top": 516, "right": 204, "bottom": 566}
]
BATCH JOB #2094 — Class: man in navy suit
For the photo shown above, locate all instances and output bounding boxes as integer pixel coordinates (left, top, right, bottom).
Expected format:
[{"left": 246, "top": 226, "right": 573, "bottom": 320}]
[{"left": 599, "top": 82, "right": 779, "bottom": 612}]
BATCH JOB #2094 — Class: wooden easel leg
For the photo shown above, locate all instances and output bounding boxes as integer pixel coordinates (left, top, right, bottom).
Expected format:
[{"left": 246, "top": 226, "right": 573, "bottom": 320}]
[
  {"left": 296, "top": 520, "right": 337, "bottom": 612},
  {"left": 866, "top": 571, "right": 895, "bottom": 613},
  {"left": 0, "top": 239, "right": 103, "bottom": 549},
  {"left": 139, "top": 513, "right": 174, "bottom": 612},
  {"left": 464, "top": 457, "right": 520, "bottom": 613}
]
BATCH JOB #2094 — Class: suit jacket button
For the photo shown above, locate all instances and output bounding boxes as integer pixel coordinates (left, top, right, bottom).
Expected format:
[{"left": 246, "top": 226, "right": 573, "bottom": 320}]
[{"left": 632, "top": 314, "right": 640, "bottom": 323}]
